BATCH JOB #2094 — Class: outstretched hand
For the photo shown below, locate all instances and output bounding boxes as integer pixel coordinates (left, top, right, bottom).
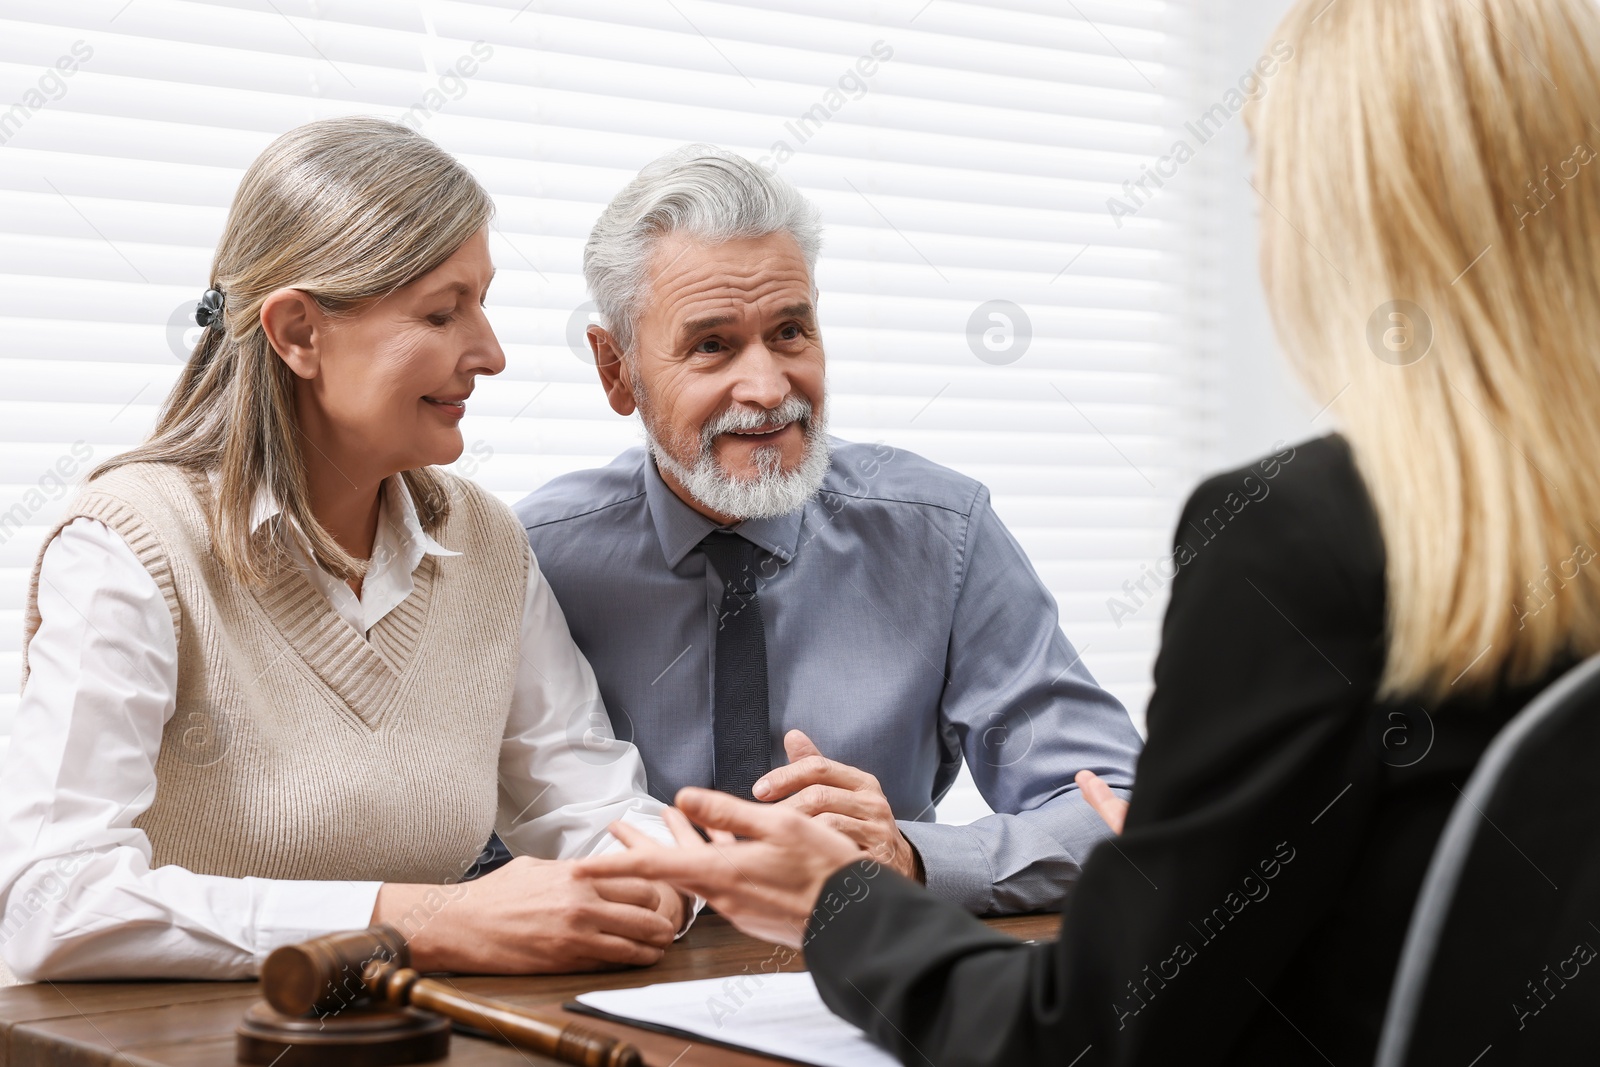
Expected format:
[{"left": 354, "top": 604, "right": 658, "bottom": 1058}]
[{"left": 573, "top": 787, "right": 865, "bottom": 950}]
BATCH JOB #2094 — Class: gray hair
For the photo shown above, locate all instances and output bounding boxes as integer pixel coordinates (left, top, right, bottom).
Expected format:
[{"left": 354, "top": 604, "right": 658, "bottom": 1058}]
[
  {"left": 583, "top": 144, "right": 823, "bottom": 356},
  {"left": 91, "top": 116, "right": 491, "bottom": 587}
]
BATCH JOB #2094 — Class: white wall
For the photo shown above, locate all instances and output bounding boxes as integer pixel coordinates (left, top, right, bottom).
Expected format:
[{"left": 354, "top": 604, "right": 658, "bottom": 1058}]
[
  {"left": 1196, "top": 0, "right": 1319, "bottom": 472},
  {"left": 943, "top": 2, "right": 1325, "bottom": 826},
  {"left": 942, "top": 2, "right": 1322, "bottom": 826}
]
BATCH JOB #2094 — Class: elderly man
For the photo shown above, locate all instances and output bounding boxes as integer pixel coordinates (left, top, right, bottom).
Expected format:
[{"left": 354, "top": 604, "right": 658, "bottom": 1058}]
[{"left": 510, "top": 145, "right": 1141, "bottom": 915}]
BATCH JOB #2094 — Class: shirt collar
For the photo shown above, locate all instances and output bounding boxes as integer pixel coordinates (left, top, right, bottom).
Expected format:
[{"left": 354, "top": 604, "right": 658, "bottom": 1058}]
[
  {"left": 376, "top": 473, "right": 461, "bottom": 561},
  {"left": 642, "top": 455, "right": 806, "bottom": 569},
  {"left": 212, "top": 469, "right": 461, "bottom": 562}
]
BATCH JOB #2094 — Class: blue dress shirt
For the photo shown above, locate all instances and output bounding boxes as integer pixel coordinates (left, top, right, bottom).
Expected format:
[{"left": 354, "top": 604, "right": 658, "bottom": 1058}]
[{"left": 514, "top": 438, "right": 1143, "bottom": 914}]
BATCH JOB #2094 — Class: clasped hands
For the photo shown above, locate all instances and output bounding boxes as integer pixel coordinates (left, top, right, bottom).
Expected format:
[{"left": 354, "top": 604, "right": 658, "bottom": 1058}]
[{"left": 750, "top": 729, "right": 924, "bottom": 880}]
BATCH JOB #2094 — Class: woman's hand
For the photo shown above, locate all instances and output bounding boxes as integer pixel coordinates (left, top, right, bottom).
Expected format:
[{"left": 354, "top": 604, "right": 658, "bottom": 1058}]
[
  {"left": 1075, "top": 770, "right": 1129, "bottom": 835},
  {"left": 372, "top": 856, "right": 680, "bottom": 973},
  {"left": 574, "top": 787, "right": 866, "bottom": 950}
]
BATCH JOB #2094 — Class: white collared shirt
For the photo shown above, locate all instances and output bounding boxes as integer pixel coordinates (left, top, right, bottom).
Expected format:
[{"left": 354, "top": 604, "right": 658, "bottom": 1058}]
[
  {"left": 0, "top": 475, "right": 681, "bottom": 981},
  {"left": 257, "top": 472, "right": 462, "bottom": 639}
]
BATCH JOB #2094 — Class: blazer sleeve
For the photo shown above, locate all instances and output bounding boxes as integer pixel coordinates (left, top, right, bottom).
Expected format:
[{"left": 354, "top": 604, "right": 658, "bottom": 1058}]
[{"left": 805, "top": 437, "right": 1392, "bottom": 1067}]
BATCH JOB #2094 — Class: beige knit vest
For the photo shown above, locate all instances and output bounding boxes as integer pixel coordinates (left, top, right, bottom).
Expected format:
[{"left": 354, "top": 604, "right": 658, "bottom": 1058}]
[{"left": 21, "top": 462, "right": 529, "bottom": 885}]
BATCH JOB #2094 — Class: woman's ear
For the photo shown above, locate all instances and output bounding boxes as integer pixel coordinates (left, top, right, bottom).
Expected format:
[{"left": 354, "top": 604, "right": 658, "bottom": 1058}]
[
  {"left": 589, "top": 326, "right": 638, "bottom": 416},
  {"left": 260, "top": 288, "right": 324, "bottom": 380}
]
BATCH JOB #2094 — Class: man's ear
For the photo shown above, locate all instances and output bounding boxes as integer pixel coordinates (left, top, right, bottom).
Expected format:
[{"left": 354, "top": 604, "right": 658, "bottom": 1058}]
[
  {"left": 260, "top": 288, "right": 324, "bottom": 380},
  {"left": 590, "top": 326, "right": 638, "bottom": 416}
]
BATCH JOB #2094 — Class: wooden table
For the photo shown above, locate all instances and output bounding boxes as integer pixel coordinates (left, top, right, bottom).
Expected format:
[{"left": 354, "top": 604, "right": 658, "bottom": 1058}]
[{"left": 0, "top": 912, "right": 1060, "bottom": 1066}]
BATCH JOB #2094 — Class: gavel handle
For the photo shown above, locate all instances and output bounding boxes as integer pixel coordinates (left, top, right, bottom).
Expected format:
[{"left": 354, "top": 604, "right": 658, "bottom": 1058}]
[{"left": 366, "top": 963, "right": 643, "bottom": 1067}]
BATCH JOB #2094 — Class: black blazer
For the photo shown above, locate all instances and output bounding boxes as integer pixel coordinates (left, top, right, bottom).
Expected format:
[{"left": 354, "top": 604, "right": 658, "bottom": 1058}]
[{"left": 806, "top": 435, "right": 1561, "bottom": 1066}]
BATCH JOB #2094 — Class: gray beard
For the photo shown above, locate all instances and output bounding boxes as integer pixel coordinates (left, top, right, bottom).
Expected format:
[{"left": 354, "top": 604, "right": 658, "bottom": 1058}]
[{"left": 639, "top": 391, "right": 832, "bottom": 521}]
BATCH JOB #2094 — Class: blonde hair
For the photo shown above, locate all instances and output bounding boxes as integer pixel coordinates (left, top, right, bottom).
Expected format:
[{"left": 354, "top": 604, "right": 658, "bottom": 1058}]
[
  {"left": 94, "top": 116, "right": 493, "bottom": 585},
  {"left": 1252, "top": 0, "right": 1600, "bottom": 701}
]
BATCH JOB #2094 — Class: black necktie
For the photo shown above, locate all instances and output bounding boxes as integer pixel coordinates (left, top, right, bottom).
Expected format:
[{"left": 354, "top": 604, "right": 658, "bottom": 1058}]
[{"left": 699, "top": 531, "right": 772, "bottom": 800}]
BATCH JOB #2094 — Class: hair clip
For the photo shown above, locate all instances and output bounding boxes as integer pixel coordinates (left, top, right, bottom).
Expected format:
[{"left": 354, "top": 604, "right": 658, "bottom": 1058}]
[{"left": 195, "top": 288, "right": 226, "bottom": 328}]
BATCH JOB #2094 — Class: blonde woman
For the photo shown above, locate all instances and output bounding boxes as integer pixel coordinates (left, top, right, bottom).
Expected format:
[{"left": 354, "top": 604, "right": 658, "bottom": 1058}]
[
  {"left": 575, "top": 0, "right": 1600, "bottom": 1062},
  {"left": 0, "top": 117, "right": 688, "bottom": 982}
]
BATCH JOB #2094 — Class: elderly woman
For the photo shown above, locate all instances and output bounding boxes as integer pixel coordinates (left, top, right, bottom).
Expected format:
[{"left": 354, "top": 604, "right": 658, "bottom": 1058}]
[
  {"left": 0, "top": 117, "right": 687, "bottom": 981},
  {"left": 575, "top": 0, "right": 1600, "bottom": 1062}
]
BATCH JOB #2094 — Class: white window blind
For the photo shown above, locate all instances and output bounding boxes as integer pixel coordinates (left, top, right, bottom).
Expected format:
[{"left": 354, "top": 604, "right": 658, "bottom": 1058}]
[{"left": 0, "top": 0, "right": 1212, "bottom": 813}]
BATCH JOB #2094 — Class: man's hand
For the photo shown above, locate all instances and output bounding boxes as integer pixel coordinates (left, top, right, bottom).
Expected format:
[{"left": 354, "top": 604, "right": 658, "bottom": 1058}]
[
  {"left": 372, "top": 857, "right": 680, "bottom": 973},
  {"left": 1075, "top": 769, "right": 1129, "bottom": 835},
  {"left": 752, "top": 730, "right": 922, "bottom": 881},
  {"left": 575, "top": 789, "right": 866, "bottom": 950}
]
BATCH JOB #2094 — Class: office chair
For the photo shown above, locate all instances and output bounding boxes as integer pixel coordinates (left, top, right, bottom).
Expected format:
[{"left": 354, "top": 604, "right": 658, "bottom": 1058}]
[{"left": 1374, "top": 652, "right": 1600, "bottom": 1066}]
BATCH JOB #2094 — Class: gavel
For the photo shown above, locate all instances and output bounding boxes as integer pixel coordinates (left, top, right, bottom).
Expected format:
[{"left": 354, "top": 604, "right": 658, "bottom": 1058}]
[{"left": 250, "top": 925, "right": 643, "bottom": 1067}]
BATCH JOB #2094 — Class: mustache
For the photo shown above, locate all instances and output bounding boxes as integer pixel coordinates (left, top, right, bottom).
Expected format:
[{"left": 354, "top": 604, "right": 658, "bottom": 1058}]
[{"left": 699, "top": 395, "right": 814, "bottom": 452}]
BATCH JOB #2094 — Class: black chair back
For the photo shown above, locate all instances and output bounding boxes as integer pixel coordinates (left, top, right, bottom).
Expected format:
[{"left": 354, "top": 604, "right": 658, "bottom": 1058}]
[{"left": 1374, "top": 652, "right": 1600, "bottom": 1066}]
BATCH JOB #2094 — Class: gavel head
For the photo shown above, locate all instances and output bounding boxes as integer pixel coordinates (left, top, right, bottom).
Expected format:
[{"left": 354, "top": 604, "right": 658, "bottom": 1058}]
[{"left": 261, "top": 924, "right": 409, "bottom": 1017}]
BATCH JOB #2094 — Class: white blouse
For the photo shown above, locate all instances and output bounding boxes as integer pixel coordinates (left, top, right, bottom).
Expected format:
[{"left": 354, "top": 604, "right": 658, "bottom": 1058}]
[{"left": 0, "top": 475, "right": 677, "bottom": 981}]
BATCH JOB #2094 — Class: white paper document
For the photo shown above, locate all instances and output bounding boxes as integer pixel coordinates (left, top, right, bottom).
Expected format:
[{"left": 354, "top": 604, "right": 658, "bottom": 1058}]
[{"left": 574, "top": 971, "right": 901, "bottom": 1067}]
